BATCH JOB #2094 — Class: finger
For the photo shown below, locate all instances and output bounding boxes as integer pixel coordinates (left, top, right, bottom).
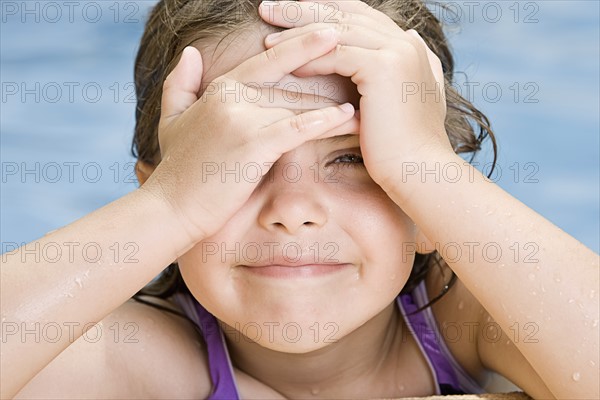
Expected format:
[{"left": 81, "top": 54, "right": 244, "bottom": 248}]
[
  {"left": 406, "top": 29, "right": 446, "bottom": 88},
  {"left": 288, "top": 43, "right": 438, "bottom": 94},
  {"left": 260, "top": 0, "right": 398, "bottom": 31},
  {"left": 313, "top": 113, "right": 360, "bottom": 139},
  {"left": 160, "top": 46, "right": 203, "bottom": 125},
  {"left": 299, "top": 0, "right": 398, "bottom": 30},
  {"left": 278, "top": 45, "right": 367, "bottom": 81},
  {"left": 239, "top": 84, "right": 349, "bottom": 109},
  {"left": 227, "top": 28, "right": 339, "bottom": 85},
  {"left": 262, "top": 88, "right": 345, "bottom": 109},
  {"left": 258, "top": 103, "right": 356, "bottom": 157},
  {"left": 264, "top": 21, "right": 388, "bottom": 50}
]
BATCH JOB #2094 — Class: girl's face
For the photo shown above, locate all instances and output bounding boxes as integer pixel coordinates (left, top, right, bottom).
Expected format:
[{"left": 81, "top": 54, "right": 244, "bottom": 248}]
[{"left": 178, "top": 28, "right": 420, "bottom": 352}]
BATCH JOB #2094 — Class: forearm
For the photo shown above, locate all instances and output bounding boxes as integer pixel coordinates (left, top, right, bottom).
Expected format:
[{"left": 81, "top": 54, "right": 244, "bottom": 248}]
[
  {"left": 0, "top": 187, "right": 195, "bottom": 398},
  {"left": 390, "top": 151, "right": 599, "bottom": 398}
]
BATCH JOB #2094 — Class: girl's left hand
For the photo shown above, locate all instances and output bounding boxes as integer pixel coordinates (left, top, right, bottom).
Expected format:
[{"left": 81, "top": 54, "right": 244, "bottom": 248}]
[{"left": 259, "top": 0, "right": 453, "bottom": 199}]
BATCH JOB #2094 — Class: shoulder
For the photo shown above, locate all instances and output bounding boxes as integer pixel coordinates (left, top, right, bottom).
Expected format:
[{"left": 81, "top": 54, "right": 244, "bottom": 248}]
[
  {"left": 107, "top": 296, "right": 212, "bottom": 397},
  {"left": 424, "top": 265, "right": 489, "bottom": 383},
  {"left": 425, "top": 265, "right": 554, "bottom": 397},
  {"left": 16, "top": 297, "right": 211, "bottom": 399}
]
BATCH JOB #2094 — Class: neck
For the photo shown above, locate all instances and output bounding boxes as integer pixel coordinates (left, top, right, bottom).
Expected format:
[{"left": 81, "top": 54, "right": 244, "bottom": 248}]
[{"left": 223, "top": 300, "right": 411, "bottom": 398}]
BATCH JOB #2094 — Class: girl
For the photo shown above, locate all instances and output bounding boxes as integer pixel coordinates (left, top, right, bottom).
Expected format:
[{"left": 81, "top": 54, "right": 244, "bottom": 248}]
[{"left": 2, "top": 0, "right": 598, "bottom": 399}]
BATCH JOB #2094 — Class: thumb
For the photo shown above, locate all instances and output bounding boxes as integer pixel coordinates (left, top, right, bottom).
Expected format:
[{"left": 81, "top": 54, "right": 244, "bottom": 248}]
[{"left": 160, "top": 46, "right": 204, "bottom": 124}]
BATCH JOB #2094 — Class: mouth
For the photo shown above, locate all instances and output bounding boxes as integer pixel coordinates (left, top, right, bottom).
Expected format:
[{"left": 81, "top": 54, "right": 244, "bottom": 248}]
[{"left": 238, "top": 263, "right": 354, "bottom": 278}]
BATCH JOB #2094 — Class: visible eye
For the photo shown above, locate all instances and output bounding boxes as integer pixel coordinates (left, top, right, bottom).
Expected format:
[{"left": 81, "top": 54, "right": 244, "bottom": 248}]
[{"left": 331, "top": 153, "right": 364, "bottom": 166}]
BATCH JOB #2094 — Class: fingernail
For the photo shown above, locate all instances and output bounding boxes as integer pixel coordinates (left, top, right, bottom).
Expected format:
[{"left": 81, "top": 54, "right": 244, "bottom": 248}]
[
  {"left": 317, "top": 28, "right": 336, "bottom": 41},
  {"left": 339, "top": 103, "right": 355, "bottom": 113},
  {"left": 265, "top": 32, "right": 281, "bottom": 44}
]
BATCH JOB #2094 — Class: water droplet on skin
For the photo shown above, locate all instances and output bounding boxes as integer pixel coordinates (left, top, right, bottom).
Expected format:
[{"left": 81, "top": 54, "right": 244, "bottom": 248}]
[
  {"left": 572, "top": 372, "right": 581, "bottom": 382},
  {"left": 535, "top": 265, "right": 541, "bottom": 271},
  {"left": 590, "top": 360, "right": 596, "bottom": 367},
  {"left": 398, "top": 385, "right": 405, "bottom": 392},
  {"left": 531, "top": 291, "right": 537, "bottom": 296},
  {"left": 465, "top": 209, "right": 471, "bottom": 213},
  {"left": 63, "top": 292, "right": 73, "bottom": 298},
  {"left": 589, "top": 290, "right": 596, "bottom": 299},
  {"left": 592, "top": 320, "right": 598, "bottom": 328},
  {"left": 486, "top": 210, "right": 494, "bottom": 216},
  {"left": 554, "top": 274, "right": 561, "bottom": 283},
  {"left": 389, "top": 274, "right": 396, "bottom": 281},
  {"left": 528, "top": 273, "right": 535, "bottom": 281},
  {"left": 457, "top": 301, "right": 464, "bottom": 310},
  {"left": 541, "top": 284, "right": 546, "bottom": 293},
  {"left": 499, "top": 263, "right": 505, "bottom": 269},
  {"left": 84, "top": 269, "right": 90, "bottom": 277},
  {"left": 568, "top": 298, "right": 575, "bottom": 304},
  {"left": 311, "top": 388, "right": 320, "bottom": 395},
  {"left": 75, "top": 277, "right": 83, "bottom": 289}
]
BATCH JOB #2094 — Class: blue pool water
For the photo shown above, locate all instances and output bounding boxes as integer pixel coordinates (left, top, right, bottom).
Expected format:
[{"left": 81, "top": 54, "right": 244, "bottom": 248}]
[{"left": 1, "top": 1, "right": 598, "bottom": 253}]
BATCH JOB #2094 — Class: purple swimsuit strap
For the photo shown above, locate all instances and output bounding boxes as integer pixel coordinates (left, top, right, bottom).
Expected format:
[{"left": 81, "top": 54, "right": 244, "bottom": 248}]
[
  {"left": 398, "top": 290, "right": 461, "bottom": 391},
  {"left": 192, "top": 301, "right": 240, "bottom": 400}
]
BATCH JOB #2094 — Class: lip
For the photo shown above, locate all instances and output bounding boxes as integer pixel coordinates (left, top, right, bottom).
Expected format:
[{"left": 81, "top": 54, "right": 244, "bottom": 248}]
[{"left": 239, "top": 263, "right": 353, "bottom": 278}]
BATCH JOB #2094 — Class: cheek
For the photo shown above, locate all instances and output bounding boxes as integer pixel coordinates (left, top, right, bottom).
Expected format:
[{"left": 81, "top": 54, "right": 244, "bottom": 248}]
[
  {"left": 333, "top": 181, "right": 417, "bottom": 290},
  {"left": 177, "top": 240, "right": 234, "bottom": 314}
]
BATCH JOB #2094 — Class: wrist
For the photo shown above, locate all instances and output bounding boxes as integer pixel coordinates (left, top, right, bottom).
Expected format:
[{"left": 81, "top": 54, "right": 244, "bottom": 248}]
[
  {"left": 136, "top": 179, "right": 204, "bottom": 258},
  {"left": 384, "top": 144, "right": 462, "bottom": 206}
]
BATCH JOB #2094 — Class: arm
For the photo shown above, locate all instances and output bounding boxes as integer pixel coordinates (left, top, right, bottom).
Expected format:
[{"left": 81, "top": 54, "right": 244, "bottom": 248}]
[
  {"left": 1, "top": 188, "right": 193, "bottom": 399},
  {"left": 391, "top": 150, "right": 599, "bottom": 399}
]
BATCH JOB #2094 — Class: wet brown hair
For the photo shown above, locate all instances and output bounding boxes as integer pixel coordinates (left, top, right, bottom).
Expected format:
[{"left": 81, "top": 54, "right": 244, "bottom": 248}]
[{"left": 132, "top": 0, "right": 497, "bottom": 309}]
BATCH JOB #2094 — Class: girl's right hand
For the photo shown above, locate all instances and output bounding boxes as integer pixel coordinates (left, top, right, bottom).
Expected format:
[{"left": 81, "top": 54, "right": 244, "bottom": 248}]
[{"left": 142, "top": 28, "right": 357, "bottom": 244}]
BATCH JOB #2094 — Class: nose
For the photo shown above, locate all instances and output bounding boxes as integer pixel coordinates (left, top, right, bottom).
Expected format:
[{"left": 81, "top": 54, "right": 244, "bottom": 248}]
[{"left": 257, "top": 162, "right": 328, "bottom": 234}]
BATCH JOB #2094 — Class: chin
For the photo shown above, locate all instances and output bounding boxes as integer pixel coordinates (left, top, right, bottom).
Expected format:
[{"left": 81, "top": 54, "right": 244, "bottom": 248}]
[{"left": 232, "top": 322, "right": 345, "bottom": 354}]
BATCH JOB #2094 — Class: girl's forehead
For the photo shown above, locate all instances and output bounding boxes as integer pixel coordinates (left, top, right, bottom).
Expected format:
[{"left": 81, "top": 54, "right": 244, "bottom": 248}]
[{"left": 197, "top": 26, "right": 360, "bottom": 108}]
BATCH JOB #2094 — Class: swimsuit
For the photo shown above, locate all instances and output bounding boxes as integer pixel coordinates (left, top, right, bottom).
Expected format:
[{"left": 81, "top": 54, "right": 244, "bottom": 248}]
[{"left": 173, "top": 280, "right": 486, "bottom": 399}]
